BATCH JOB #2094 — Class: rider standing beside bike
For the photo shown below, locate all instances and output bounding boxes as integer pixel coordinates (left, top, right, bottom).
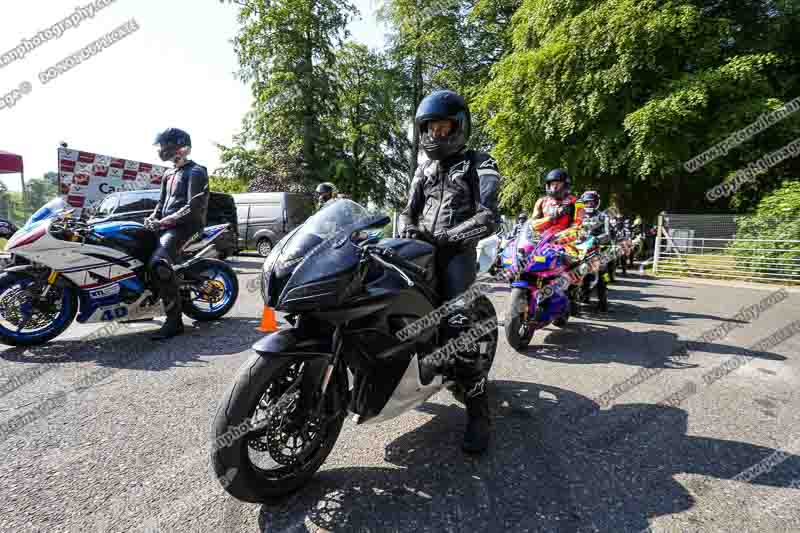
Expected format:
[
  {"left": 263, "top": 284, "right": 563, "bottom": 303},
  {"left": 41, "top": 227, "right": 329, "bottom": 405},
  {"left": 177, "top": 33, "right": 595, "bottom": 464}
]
[
  {"left": 399, "top": 89, "right": 502, "bottom": 454},
  {"left": 145, "top": 128, "right": 209, "bottom": 340}
]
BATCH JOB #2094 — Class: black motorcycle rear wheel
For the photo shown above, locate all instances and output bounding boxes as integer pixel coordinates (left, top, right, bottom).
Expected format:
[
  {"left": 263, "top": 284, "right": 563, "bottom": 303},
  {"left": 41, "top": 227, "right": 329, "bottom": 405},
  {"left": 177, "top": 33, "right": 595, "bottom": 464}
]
[{"left": 211, "top": 353, "right": 346, "bottom": 503}]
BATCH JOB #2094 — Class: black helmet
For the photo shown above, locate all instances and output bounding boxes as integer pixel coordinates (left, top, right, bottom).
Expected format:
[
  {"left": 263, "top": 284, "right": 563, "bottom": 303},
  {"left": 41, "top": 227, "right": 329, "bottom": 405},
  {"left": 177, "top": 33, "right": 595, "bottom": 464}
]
[
  {"left": 544, "top": 168, "right": 570, "bottom": 199},
  {"left": 415, "top": 90, "right": 471, "bottom": 161},
  {"left": 153, "top": 128, "right": 191, "bottom": 162},
  {"left": 580, "top": 190, "right": 600, "bottom": 213},
  {"left": 315, "top": 182, "right": 334, "bottom": 195},
  {"left": 517, "top": 213, "right": 528, "bottom": 223}
]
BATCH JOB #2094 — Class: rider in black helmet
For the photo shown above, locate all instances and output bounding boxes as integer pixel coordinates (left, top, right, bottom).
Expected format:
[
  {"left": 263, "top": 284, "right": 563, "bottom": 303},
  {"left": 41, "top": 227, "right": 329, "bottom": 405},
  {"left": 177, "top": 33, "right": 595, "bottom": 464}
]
[
  {"left": 315, "top": 182, "right": 335, "bottom": 210},
  {"left": 577, "top": 190, "right": 610, "bottom": 311},
  {"left": 399, "top": 89, "right": 502, "bottom": 454},
  {"left": 512, "top": 213, "right": 528, "bottom": 238},
  {"left": 145, "top": 128, "right": 209, "bottom": 340}
]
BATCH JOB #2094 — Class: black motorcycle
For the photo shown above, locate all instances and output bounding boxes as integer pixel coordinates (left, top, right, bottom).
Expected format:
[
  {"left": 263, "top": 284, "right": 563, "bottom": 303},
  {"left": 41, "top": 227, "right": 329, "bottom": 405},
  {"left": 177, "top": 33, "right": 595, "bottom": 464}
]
[{"left": 211, "top": 200, "right": 498, "bottom": 502}]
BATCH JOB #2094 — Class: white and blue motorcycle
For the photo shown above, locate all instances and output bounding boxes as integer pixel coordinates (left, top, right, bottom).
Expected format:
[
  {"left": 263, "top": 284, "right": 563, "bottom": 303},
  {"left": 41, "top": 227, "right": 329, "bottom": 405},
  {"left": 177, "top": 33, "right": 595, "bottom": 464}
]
[{"left": 0, "top": 198, "right": 239, "bottom": 346}]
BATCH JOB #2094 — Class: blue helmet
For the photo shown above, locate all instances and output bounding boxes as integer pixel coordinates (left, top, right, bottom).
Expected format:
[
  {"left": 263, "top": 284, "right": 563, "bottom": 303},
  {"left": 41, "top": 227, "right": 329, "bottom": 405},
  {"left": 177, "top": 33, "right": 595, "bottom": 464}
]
[
  {"left": 415, "top": 90, "right": 471, "bottom": 161},
  {"left": 544, "top": 168, "right": 571, "bottom": 199},
  {"left": 153, "top": 128, "right": 191, "bottom": 162}
]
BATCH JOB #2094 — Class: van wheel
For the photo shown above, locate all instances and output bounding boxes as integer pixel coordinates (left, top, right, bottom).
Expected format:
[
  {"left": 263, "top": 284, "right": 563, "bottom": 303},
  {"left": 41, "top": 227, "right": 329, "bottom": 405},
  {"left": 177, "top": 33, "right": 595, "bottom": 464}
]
[{"left": 257, "top": 239, "right": 272, "bottom": 257}]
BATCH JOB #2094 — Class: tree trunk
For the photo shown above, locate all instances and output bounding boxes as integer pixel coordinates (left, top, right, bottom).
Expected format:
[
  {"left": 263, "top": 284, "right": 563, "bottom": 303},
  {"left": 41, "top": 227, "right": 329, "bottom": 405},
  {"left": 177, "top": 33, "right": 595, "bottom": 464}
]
[
  {"left": 410, "top": 51, "right": 423, "bottom": 182},
  {"left": 669, "top": 174, "right": 681, "bottom": 211},
  {"left": 302, "top": 31, "right": 316, "bottom": 184}
]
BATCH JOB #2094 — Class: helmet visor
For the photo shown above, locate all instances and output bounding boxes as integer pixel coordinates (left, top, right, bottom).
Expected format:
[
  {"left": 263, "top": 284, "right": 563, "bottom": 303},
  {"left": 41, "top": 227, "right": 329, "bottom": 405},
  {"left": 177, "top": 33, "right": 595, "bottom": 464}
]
[{"left": 546, "top": 181, "right": 564, "bottom": 195}]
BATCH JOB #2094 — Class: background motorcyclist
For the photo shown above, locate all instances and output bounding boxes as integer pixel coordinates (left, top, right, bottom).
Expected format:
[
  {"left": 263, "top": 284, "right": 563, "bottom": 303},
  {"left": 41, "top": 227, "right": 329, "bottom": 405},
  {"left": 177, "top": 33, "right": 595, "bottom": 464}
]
[
  {"left": 144, "top": 128, "right": 209, "bottom": 340},
  {"left": 315, "top": 182, "right": 336, "bottom": 210},
  {"left": 530, "top": 168, "right": 584, "bottom": 313},
  {"left": 530, "top": 168, "right": 584, "bottom": 240},
  {"left": 511, "top": 213, "right": 528, "bottom": 238},
  {"left": 399, "top": 89, "right": 502, "bottom": 455},
  {"left": 576, "top": 190, "right": 610, "bottom": 311}
]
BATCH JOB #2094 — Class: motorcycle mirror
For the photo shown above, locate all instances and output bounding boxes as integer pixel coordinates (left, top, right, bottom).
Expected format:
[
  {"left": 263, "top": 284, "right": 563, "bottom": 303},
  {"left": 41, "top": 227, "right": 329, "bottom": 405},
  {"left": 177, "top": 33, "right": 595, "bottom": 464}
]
[{"left": 350, "top": 230, "right": 382, "bottom": 245}]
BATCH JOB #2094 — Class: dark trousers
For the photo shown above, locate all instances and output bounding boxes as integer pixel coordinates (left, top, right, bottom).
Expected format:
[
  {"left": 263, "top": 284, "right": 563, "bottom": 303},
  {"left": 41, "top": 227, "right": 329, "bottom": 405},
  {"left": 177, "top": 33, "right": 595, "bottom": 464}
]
[
  {"left": 148, "top": 226, "right": 195, "bottom": 317},
  {"left": 435, "top": 245, "right": 486, "bottom": 396}
]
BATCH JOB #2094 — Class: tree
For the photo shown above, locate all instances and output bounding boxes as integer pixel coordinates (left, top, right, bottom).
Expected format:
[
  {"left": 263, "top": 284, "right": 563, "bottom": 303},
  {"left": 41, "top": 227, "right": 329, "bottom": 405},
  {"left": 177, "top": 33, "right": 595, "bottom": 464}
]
[
  {"left": 25, "top": 175, "right": 58, "bottom": 214},
  {"left": 476, "top": 0, "right": 800, "bottom": 216},
  {"left": 379, "top": 0, "right": 469, "bottom": 179},
  {"left": 326, "top": 43, "right": 412, "bottom": 206},
  {"left": 223, "top": 0, "right": 356, "bottom": 188}
]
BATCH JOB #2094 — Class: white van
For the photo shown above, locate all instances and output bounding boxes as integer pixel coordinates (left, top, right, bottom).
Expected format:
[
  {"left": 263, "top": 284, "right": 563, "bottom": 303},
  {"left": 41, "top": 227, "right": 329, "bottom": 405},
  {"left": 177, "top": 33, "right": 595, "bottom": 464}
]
[{"left": 232, "top": 192, "right": 315, "bottom": 256}]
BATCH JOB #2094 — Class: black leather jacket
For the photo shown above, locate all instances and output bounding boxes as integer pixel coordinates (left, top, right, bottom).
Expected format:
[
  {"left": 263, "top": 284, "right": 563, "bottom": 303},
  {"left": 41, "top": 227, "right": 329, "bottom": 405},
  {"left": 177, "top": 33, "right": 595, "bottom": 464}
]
[
  {"left": 581, "top": 210, "right": 612, "bottom": 241},
  {"left": 151, "top": 160, "right": 209, "bottom": 232},
  {"left": 400, "top": 149, "right": 502, "bottom": 249}
]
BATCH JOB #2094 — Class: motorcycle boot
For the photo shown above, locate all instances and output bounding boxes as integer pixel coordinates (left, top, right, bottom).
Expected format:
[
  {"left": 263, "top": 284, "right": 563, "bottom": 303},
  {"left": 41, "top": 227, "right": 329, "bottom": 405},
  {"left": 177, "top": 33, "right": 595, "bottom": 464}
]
[
  {"left": 597, "top": 270, "right": 609, "bottom": 312},
  {"left": 150, "top": 257, "right": 185, "bottom": 340},
  {"left": 443, "top": 306, "right": 491, "bottom": 454},
  {"left": 580, "top": 274, "right": 592, "bottom": 304},
  {"left": 568, "top": 284, "right": 581, "bottom": 317}
]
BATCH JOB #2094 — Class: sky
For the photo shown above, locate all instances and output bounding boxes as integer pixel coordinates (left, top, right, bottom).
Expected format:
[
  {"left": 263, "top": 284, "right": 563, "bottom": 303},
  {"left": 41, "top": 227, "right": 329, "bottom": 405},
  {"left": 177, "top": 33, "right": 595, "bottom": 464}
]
[{"left": 0, "top": 0, "right": 389, "bottom": 192}]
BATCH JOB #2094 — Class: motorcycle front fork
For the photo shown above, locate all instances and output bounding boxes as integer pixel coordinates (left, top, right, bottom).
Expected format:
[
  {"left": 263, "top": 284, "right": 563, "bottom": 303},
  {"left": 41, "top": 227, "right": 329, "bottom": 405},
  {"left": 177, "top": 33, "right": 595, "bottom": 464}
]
[{"left": 302, "top": 325, "right": 344, "bottom": 419}]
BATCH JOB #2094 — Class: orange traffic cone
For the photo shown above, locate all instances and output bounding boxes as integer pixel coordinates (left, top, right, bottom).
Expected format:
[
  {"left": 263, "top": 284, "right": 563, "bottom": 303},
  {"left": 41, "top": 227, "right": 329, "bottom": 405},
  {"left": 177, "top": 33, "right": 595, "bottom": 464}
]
[{"left": 257, "top": 306, "right": 279, "bottom": 332}]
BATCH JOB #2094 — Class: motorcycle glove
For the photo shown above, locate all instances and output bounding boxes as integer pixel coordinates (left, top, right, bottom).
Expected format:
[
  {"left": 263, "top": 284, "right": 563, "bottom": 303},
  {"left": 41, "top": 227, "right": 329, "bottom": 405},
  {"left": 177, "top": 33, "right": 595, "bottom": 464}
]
[
  {"left": 144, "top": 217, "right": 161, "bottom": 231},
  {"left": 402, "top": 226, "right": 434, "bottom": 243}
]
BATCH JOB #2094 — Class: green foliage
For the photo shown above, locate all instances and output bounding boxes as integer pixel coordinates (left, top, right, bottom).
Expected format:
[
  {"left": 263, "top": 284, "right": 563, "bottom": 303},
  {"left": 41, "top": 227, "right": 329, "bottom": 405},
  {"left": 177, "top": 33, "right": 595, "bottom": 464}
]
[
  {"left": 728, "top": 180, "right": 800, "bottom": 279},
  {"left": 325, "top": 42, "right": 411, "bottom": 206},
  {"left": 0, "top": 175, "right": 58, "bottom": 225},
  {"left": 224, "top": 0, "right": 356, "bottom": 188},
  {"left": 222, "top": 0, "right": 800, "bottom": 217},
  {"left": 209, "top": 175, "right": 250, "bottom": 194},
  {"left": 476, "top": 0, "right": 800, "bottom": 215}
]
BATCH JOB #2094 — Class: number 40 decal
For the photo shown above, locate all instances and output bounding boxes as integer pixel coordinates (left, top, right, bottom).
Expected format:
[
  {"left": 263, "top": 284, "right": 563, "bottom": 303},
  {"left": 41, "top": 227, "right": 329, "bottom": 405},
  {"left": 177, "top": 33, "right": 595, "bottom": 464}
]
[{"left": 101, "top": 307, "right": 128, "bottom": 321}]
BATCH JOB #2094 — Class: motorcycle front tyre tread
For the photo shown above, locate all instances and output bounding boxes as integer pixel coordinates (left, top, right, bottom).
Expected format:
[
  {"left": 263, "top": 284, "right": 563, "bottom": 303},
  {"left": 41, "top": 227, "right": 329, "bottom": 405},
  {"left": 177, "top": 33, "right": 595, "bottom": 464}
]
[{"left": 211, "top": 353, "right": 346, "bottom": 503}]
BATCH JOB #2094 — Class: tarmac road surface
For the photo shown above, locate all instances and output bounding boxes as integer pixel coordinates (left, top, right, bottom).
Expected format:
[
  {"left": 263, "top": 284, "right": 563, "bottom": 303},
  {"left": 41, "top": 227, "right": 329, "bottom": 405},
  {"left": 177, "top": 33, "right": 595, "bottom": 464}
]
[{"left": 1, "top": 256, "right": 799, "bottom": 532}]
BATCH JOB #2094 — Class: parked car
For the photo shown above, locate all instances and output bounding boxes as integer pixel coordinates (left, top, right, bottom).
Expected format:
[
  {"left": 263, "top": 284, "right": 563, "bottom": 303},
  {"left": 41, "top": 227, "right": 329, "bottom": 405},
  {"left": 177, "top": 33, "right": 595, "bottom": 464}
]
[
  {"left": 232, "top": 192, "right": 315, "bottom": 256},
  {"left": 87, "top": 189, "right": 239, "bottom": 259}
]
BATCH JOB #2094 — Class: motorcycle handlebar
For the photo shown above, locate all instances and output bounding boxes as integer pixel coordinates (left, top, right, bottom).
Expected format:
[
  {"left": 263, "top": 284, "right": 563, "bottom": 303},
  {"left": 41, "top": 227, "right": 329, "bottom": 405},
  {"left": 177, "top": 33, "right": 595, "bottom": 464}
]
[{"left": 366, "top": 246, "right": 428, "bottom": 278}]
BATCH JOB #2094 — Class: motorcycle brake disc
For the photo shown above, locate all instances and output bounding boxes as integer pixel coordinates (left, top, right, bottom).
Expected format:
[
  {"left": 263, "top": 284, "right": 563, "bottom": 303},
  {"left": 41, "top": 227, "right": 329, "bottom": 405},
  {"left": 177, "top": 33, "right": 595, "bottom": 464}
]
[
  {"left": 262, "top": 391, "right": 324, "bottom": 466},
  {"left": 196, "top": 279, "right": 225, "bottom": 303}
]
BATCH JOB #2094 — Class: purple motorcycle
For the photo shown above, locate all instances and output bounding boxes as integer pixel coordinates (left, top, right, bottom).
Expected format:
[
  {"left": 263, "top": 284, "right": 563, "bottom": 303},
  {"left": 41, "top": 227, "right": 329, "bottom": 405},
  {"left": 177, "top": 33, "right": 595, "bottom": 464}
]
[{"left": 501, "top": 225, "right": 589, "bottom": 350}]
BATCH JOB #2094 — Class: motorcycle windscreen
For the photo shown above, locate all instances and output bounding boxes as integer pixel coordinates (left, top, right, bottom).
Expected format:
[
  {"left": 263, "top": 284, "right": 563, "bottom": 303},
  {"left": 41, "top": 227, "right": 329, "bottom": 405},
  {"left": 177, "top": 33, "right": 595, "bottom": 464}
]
[
  {"left": 24, "top": 197, "right": 69, "bottom": 229},
  {"left": 275, "top": 200, "right": 386, "bottom": 311}
]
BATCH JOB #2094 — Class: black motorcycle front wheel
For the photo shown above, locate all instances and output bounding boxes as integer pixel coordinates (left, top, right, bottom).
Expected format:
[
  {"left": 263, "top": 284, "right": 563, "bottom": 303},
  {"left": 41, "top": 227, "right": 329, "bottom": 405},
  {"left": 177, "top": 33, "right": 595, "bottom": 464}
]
[
  {"left": 211, "top": 353, "right": 347, "bottom": 503},
  {"left": 504, "top": 288, "right": 534, "bottom": 351}
]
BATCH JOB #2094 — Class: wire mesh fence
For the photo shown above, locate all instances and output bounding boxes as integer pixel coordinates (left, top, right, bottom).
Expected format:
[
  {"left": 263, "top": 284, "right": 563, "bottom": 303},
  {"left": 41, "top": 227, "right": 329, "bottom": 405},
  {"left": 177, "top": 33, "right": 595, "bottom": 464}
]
[{"left": 653, "top": 213, "right": 800, "bottom": 285}]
